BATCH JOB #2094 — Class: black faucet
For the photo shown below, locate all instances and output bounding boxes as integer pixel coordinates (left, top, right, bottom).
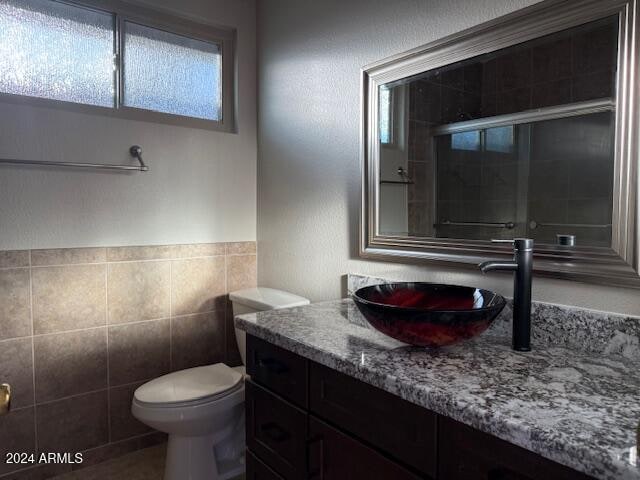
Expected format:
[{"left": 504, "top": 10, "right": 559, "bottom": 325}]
[{"left": 478, "top": 238, "right": 533, "bottom": 352}]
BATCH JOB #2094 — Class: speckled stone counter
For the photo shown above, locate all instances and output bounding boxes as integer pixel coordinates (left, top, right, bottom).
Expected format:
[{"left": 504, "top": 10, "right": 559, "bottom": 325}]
[{"left": 235, "top": 298, "right": 640, "bottom": 480}]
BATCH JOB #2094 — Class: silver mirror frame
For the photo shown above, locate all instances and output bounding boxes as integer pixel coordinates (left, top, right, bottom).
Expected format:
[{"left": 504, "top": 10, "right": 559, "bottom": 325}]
[{"left": 360, "top": 0, "right": 640, "bottom": 288}]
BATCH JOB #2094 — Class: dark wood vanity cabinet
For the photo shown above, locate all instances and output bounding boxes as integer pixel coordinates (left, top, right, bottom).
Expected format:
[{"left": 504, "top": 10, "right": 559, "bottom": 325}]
[
  {"left": 438, "top": 417, "right": 593, "bottom": 480},
  {"left": 245, "top": 335, "right": 594, "bottom": 480},
  {"left": 246, "top": 334, "right": 308, "bottom": 408},
  {"left": 247, "top": 451, "right": 286, "bottom": 480},
  {"left": 307, "top": 417, "right": 422, "bottom": 480},
  {"left": 246, "top": 381, "right": 307, "bottom": 479},
  {"left": 309, "top": 361, "right": 437, "bottom": 477}
]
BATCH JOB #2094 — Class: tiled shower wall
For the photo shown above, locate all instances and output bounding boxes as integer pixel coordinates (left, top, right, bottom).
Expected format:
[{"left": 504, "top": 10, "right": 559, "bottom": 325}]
[
  {"left": 405, "top": 17, "right": 616, "bottom": 237},
  {"left": 0, "top": 242, "right": 256, "bottom": 479}
]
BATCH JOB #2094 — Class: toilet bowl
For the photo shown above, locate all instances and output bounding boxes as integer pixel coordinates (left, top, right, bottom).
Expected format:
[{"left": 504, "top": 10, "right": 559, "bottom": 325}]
[
  {"left": 131, "top": 287, "right": 309, "bottom": 480},
  {"left": 132, "top": 364, "right": 246, "bottom": 480}
]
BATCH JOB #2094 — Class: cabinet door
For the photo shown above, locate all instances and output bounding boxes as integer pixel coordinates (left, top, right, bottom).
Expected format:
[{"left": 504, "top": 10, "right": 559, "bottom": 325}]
[
  {"left": 308, "top": 417, "right": 423, "bottom": 480},
  {"left": 247, "top": 335, "right": 308, "bottom": 407},
  {"left": 247, "top": 451, "right": 284, "bottom": 480},
  {"left": 246, "top": 380, "right": 307, "bottom": 480},
  {"left": 438, "top": 417, "right": 594, "bottom": 480},
  {"left": 310, "top": 362, "right": 437, "bottom": 477}
]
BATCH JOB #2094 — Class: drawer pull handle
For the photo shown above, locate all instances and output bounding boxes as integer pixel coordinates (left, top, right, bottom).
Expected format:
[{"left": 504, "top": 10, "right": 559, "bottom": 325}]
[
  {"left": 260, "top": 422, "right": 291, "bottom": 443},
  {"left": 258, "top": 358, "right": 289, "bottom": 374}
]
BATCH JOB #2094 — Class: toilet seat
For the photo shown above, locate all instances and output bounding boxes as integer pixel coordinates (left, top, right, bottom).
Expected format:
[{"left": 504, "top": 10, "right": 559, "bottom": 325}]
[
  {"left": 134, "top": 363, "right": 244, "bottom": 408},
  {"left": 131, "top": 365, "right": 246, "bottom": 480},
  {"left": 134, "top": 382, "right": 244, "bottom": 409}
]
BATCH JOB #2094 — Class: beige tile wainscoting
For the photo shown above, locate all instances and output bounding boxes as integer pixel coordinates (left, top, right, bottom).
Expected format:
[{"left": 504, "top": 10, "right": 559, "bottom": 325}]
[{"left": 0, "top": 242, "right": 257, "bottom": 479}]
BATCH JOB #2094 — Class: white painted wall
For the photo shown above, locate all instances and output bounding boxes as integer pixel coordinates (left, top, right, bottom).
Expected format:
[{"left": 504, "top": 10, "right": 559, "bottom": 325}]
[
  {"left": 256, "top": 0, "right": 640, "bottom": 316},
  {"left": 0, "top": 0, "right": 256, "bottom": 250}
]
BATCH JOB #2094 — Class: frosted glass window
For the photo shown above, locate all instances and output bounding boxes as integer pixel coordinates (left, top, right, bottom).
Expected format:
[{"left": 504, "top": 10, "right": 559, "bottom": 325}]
[
  {"left": 486, "top": 126, "right": 514, "bottom": 153},
  {"left": 0, "top": 0, "right": 115, "bottom": 107},
  {"left": 451, "top": 130, "right": 481, "bottom": 151},
  {"left": 123, "top": 22, "right": 221, "bottom": 121},
  {"left": 379, "top": 87, "right": 391, "bottom": 144}
]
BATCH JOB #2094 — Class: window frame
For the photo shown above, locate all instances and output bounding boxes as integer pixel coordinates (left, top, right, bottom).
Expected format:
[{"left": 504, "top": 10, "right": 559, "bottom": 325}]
[{"left": 0, "top": 0, "right": 236, "bottom": 132}]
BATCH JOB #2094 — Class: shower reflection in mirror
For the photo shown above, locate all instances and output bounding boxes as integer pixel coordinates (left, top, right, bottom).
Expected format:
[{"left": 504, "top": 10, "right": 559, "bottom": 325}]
[{"left": 377, "top": 15, "right": 617, "bottom": 249}]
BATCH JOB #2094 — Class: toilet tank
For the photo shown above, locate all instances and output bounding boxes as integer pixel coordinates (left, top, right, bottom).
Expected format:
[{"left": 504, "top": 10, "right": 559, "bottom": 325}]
[{"left": 229, "top": 288, "right": 310, "bottom": 365}]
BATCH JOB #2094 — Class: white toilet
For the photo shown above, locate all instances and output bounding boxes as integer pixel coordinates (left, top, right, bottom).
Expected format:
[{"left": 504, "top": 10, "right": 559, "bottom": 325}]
[{"left": 131, "top": 287, "right": 310, "bottom": 480}]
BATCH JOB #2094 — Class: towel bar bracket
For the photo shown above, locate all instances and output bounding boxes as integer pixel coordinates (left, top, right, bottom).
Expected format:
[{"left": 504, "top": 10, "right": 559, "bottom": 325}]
[{"left": 129, "top": 145, "right": 147, "bottom": 171}]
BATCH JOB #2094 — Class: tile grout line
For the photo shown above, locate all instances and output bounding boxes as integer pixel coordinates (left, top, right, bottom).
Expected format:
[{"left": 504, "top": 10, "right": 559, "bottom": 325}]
[
  {"left": 171, "top": 309, "right": 225, "bottom": 320},
  {"left": 110, "top": 377, "right": 157, "bottom": 391},
  {"left": 224, "top": 252, "right": 229, "bottom": 364},
  {"left": 0, "top": 462, "right": 39, "bottom": 479},
  {"left": 169, "top": 260, "right": 173, "bottom": 372},
  {"left": 31, "top": 376, "right": 160, "bottom": 410},
  {"left": 0, "top": 310, "right": 225, "bottom": 344},
  {"left": 34, "top": 387, "right": 110, "bottom": 408},
  {"left": 81, "top": 430, "right": 163, "bottom": 455},
  {"left": 0, "top": 265, "right": 30, "bottom": 272},
  {"left": 0, "top": 251, "right": 255, "bottom": 271},
  {"left": 29, "top": 249, "right": 38, "bottom": 455},
  {"left": 105, "top": 262, "right": 111, "bottom": 443},
  {"left": 1, "top": 404, "right": 33, "bottom": 413},
  {"left": 0, "top": 334, "right": 34, "bottom": 344},
  {"left": 27, "top": 253, "right": 241, "bottom": 269}
]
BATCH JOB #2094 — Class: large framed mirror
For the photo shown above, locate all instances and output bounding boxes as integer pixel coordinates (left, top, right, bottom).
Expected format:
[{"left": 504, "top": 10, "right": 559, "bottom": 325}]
[{"left": 360, "top": 0, "right": 640, "bottom": 287}]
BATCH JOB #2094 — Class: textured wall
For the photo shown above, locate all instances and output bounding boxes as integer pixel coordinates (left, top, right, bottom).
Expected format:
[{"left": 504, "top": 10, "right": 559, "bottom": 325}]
[
  {"left": 256, "top": 0, "right": 640, "bottom": 316},
  {"left": 0, "top": 0, "right": 256, "bottom": 250}
]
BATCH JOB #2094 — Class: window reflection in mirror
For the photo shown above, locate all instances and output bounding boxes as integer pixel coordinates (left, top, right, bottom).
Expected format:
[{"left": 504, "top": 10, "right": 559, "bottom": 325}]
[{"left": 378, "top": 15, "right": 618, "bottom": 248}]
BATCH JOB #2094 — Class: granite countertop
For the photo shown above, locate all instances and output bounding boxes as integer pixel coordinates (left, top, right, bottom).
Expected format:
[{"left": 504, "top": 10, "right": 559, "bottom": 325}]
[{"left": 235, "top": 298, "right": 640, "bottom": 480}]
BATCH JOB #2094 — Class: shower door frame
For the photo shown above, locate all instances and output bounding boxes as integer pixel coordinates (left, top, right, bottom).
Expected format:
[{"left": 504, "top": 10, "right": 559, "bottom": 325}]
[{"left": 429, "top": 100, "right": 615, "bottom": 242}]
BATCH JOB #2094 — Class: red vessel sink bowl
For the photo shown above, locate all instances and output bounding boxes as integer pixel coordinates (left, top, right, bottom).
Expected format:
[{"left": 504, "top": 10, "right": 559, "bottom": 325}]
[{"left": 353, "top": 283, "right": 506, "bottom": 347}]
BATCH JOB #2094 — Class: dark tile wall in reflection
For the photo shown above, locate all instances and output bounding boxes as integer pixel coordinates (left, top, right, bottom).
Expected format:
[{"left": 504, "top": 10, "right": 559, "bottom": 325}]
[
  {"left": 407, "top": 119, "right": 434, "bottom": 236},
  {"left": 406, "top": 16, "right": 617, "bottom": 239},
  {"left": 408, "top": 16, "right": 617, "bottom": 126},
  {"left": 434, "top": 130, "right": 524, "bottom": 241},
  {"left": 432, "top": 112, "right": 614, "bottom": 246},
  {"left": 528, "top": 112, "right": 614, "bottom": 246}
]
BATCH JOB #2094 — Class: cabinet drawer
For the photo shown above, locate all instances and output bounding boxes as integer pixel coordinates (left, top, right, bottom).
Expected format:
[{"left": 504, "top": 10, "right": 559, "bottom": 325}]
[
  {"left": 246, "top": 380, "right": 307, "bottom": 480},
  {"left": 308, "top": 417, "right": 422, "bottom": 480},
  {"left": 438, "top": 417, "right": 594, "bottom": 480},
  {"left": 247, "top": 335, "right": 308, "bottom": 407},
  {"left": 247, "top": 450, "right": 284, "bottom": 480},
  {"left": 309, "top": 362, "right": 437, "bottom": 477}
]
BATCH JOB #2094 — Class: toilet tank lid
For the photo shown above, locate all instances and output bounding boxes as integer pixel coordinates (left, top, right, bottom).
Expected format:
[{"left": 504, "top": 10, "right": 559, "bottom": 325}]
[{"left": 229, "top": 287, "right": 310, "bottom": 311}]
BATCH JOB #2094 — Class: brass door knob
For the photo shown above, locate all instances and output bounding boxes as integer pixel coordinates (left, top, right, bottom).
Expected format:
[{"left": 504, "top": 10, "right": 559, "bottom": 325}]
[{"left": 0, "top": 384, "right": 10, "bottom": 415}]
